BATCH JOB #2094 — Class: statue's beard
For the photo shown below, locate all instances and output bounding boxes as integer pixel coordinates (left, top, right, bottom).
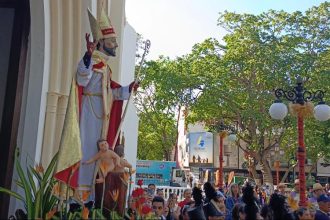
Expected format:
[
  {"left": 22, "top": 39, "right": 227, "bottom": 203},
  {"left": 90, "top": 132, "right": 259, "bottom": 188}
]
[{"left": 103, "top": 44, "right": 116, "bottom": 57}]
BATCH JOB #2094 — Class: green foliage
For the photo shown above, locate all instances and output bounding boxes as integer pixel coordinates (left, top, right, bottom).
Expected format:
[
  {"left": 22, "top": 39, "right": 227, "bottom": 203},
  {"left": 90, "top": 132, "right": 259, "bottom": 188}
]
[
  {"left": 137, "top": 111, "right": 176, "bottom": 160},
  {"left": 63, "top": 207, "right": 105, "bottom": 220},
  {"left": 109, "top": 210, "right": 121, "bottom": 219},
  {"left": 135, "top": 57, "right": 201, "bottom": 160},
  {"left": 0, "top": 149, "right": 58, "bottom": 219},
  {"left": 136, "top": 2, "right": 330, "bottom": 178},
  {"left": 189, "top": 2, "right": 330, "bottom": 162},
  {"left": 0, "top": 148, "right": 107, "bottom": 219}
]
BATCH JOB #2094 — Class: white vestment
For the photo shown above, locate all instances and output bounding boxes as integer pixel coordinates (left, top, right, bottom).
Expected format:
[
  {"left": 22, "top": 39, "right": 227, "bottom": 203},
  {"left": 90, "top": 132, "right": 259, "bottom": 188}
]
[{"left": 76, "top": 52, "right": 129, "bottom": 200}]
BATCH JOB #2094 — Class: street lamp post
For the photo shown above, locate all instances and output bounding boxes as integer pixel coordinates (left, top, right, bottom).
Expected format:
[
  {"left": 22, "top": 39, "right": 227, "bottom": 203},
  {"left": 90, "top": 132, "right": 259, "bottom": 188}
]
[
  {"left": 269, "top": 76, "right": 330, "bottom": 207},
  {"left": 212, "top": 121, "right": 236, "bottom": 190}
]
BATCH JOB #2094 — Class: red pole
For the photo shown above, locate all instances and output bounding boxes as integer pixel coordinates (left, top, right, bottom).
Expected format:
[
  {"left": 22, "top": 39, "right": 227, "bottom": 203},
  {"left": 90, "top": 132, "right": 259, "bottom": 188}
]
[
  {"left": 297, "top": 114, "right": 307, "bottom": 207},
  {"left": 219, "top": 133, "right": 224, "bottom": 189}
]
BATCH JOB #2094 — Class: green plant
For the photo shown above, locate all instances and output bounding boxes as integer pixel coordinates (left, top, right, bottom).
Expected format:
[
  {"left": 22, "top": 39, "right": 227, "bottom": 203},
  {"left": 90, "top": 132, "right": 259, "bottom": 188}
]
[
  {"left": 0, "top": 149, "right": 108, "bottom": 220},
  {"left": 50, "top": 207, "right": 105, "bottom": 220},
  {"left": 0, "top": 149, "right": 58, "bottom": 219}
]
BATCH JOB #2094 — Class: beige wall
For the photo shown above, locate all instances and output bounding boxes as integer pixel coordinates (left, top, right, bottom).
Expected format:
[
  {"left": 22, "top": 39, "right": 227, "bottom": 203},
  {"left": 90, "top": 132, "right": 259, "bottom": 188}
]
[
  {"left": 41, "top": 0, "right": 82, "bottom": 166},
  {"left": 317, "top": 158, "right": 330, "bottom": 177}
]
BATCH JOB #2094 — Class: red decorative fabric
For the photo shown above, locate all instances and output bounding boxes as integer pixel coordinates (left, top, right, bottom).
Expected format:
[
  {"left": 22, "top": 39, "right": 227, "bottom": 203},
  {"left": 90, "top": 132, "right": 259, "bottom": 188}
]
[
  {"left": 54, "top": 164, "right": 79, "bottom": 188},
  {"left": 101, "top": 28, "right": 115, "bottom": 35},
  {"left": 92, "top": 61, "right": 105, "bottom": 70},
  {"left": 78, "top": 85, "right": 83, "bottom": 118},
  {"left": 107, "top": 81, "right": 123, "bottom": 149}
]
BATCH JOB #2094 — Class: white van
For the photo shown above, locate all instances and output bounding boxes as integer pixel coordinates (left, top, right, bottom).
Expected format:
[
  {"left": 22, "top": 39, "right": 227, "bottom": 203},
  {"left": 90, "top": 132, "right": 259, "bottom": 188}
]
[{"left": 171, "top": 168, "right": 190, "bottom": 187}]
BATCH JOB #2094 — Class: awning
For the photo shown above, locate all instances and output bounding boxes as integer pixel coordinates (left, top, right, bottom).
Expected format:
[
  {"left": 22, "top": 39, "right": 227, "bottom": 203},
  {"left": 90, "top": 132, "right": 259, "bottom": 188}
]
[{"left": 317, "top": 173, "right": 330, "bottom": 177}]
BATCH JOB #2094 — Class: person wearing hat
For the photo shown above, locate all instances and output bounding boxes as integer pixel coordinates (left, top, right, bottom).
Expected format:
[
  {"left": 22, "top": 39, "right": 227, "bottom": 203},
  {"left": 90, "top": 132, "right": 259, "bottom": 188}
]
[
  {"left": 309, "top": 183, "right": 326, "bottom": 210},
  {"left": 74, "top": 8, "right": 138, "bottom": 206},
  {"left": 314, "top": 194, "right": 330, "bottom": 220},
  {"left": 277, "top": 183, "right": 287, "bottom": 196},
  {"left": 313, "top": 183, "right": 325, "bottom": 197}
]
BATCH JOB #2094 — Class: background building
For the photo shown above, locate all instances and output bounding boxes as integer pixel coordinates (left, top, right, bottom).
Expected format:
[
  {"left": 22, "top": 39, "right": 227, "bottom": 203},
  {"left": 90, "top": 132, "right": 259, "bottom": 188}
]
[
  {"left": 176, "top": 108, "right": 324, "bottom": 187},
  {"left": 317, "top": 158, "right": 330, "bottom": 184},
  {"left": 0, "top": 0, "right": 138, "bottom": 217}
]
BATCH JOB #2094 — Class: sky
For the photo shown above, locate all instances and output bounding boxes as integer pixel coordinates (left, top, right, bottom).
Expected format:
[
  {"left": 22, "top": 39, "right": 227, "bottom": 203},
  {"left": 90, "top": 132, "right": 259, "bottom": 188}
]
[{"left": 125, "top": 0, "right": 326, "bottom": 60}]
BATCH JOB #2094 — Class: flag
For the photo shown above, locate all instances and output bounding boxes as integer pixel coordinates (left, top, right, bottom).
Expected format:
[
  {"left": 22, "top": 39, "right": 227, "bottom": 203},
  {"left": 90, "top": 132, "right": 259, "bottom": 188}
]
[
  {"left": 54, "top": 78, "right": 82, "bottom": 188},
  {"left": 228, "top": 171, "right": 235, "bottom": 185}
]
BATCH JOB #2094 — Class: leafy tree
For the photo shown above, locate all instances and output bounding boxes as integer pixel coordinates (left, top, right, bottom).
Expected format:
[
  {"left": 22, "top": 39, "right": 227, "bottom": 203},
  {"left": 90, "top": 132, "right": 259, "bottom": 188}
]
[
  {"left": 135, "top": 49, "right": 204, "bottom": 160},
  {"left": 187, "top": 2, "right": 330, "bottom": 185},
  {"left": 135, "top": 56, "right": 198, "bottom": 160},
  {"left": 134, "top": 3, "right": 330, "bottom": 185},
  {"left": 137, "top": 111, "right": 176, "bottom": 160}
]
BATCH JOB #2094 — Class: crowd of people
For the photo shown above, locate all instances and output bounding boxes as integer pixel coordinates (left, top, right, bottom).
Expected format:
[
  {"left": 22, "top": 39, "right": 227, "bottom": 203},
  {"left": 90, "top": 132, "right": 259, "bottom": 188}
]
[{"left": 125, "top": 180, "right": 330, "bottom": 220}]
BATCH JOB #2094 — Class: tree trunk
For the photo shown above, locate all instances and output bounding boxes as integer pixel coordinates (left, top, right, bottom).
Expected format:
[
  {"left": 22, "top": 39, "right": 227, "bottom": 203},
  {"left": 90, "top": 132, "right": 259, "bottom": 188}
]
[
  {"left": 249, "top": 161, "right": 258, "bottom": 180},
  {"left": 164, "top": 150, "right": 171, "bottom": 161},
  {"left": 247, "top": 151, "right": 263, "bottom": 185},
  {"left": 309, "top": 163, "right": 317, "bottom": 175},
  {"left": 259, "top": 157, "right": 274, "bottom": 192},
  {"left": 281, "top": 163, "right": 297, "bottom": 183},
  {"left": 281, "top": 168, "right": 289, "bottom": 183}
]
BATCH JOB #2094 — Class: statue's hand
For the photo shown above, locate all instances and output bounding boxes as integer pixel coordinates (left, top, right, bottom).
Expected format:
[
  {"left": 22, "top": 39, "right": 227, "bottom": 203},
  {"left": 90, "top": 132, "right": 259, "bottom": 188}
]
[{"left": 85, "top": 33, "right": 97, "bottom": 55}]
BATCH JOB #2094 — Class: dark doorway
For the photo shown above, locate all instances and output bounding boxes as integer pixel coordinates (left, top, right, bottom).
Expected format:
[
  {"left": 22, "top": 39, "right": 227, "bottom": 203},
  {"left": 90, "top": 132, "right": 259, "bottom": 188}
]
[{"left": 0, "top": 0, "right": 30, "bottom": 218}]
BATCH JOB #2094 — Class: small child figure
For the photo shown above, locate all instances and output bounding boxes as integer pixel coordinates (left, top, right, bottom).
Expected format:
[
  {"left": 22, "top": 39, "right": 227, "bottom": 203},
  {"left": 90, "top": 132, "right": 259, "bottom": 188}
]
[{"left": 83, "top": 139, "right": 120, "bottom": 183}]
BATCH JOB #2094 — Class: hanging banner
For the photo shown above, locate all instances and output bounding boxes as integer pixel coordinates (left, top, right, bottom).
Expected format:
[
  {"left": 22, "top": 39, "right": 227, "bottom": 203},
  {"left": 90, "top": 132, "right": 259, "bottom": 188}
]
[
  {"left": 228, "top": 171, "right": 235, "bottom": 185},
  {"left": 188, "top": 132, "right": 214, "bottom": 167}
]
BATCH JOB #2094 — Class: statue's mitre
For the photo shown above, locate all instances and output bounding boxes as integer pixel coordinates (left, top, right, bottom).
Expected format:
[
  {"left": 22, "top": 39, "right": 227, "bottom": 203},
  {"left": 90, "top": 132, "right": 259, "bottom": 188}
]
[{"left": 87, "top": 8, "right": 116, "bottom": 41}]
